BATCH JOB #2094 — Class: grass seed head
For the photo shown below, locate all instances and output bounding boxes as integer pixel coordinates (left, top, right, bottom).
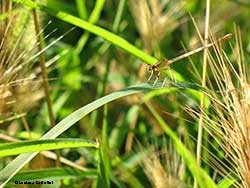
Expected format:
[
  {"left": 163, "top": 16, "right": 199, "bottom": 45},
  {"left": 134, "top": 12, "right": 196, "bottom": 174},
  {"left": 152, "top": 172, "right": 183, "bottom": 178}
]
[
  {"left": 200, "top": 29, "right": 250, "bottom": 188},
  {"left": 0, "top": 3, "right": 42, "bottom": 120},
  {"left": 142, "top": 142, "right": 187, "bottom": 188}
]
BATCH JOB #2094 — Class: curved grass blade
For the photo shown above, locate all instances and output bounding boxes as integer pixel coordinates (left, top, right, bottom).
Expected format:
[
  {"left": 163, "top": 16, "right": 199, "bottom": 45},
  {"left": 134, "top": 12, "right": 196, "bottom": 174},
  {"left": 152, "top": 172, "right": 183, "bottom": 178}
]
[
  {"left": 0, "top": 83, "right": 156, "bottom": 187},
  {"left": 4, "top": 168, "right": 97, "bottom": 183},
  {"left": 0, "top": 139, "right": 98, "bottom": 157},
  {"left": 142, "top": 87, "right": 179, "bottom": 102},
  {"left": 13, "top": 0, "right": 158, "bottom": 65},
  {"left": 143, "top": 82, "right": 210, "bottom": 107}
]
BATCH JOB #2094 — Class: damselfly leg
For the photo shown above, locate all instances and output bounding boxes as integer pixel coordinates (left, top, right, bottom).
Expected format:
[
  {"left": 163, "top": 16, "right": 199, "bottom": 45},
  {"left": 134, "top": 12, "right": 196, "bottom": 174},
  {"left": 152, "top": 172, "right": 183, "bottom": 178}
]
[
  {"left": 153, "top": 69, "right": 161, "bottom": 86},
  {"left": 146, "top": 64, "right": 154, "bottom": 81},
  {"left": 147, "top": 62, "right": 161, "bottom": 86}
]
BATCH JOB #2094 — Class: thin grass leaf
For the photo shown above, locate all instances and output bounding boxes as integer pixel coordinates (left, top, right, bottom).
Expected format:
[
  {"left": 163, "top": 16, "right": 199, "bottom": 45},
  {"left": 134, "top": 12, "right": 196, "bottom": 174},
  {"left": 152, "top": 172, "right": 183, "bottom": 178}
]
[
  {"left": 96, "top": 149, "right": 109, "bottom": 188},
  {"left": 75, "top": 0, "right": 105, "bottom": 54},
  {"left": 14, "top": 0, "right": 158, "bottom": 65},
  {"left": 112, "top": 0, "right": 126, "bottom": 32},
  {"left": 217, "top": 178, "right": 236, "bottom": 188},
  {"left": 94, "top": 105, "right": 110, "bottom": 188},
  {"left": 75, "top": 0, "right": 87, "bottom": 19},
  {"left": 0, "top": 83, "right": 156, "bottom": 187},
  {"left": 0, "top": 139, "right": 98, "bottom": 157},
  {"left": 100, "top": 105, "right": 111, "bottom": 188}
]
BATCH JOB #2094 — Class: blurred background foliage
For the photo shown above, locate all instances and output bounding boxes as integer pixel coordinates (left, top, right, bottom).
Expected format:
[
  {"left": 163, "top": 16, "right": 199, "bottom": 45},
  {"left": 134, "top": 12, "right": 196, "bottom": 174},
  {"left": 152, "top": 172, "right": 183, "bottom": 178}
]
[{"left": 1, "top": 0, "right": 250, "bottom": 187}]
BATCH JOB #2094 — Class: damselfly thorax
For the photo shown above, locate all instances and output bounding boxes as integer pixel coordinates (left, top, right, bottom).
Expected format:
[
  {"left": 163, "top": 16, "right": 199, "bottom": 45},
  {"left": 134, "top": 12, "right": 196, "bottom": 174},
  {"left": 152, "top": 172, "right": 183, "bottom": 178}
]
[{"left": 147, "top": 33, "right": 232, "bottom": 86}]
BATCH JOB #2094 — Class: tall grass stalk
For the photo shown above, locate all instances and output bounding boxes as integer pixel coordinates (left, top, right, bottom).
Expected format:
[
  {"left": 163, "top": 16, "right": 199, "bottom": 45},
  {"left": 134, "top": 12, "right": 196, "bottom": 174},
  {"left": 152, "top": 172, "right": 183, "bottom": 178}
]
[
  {"left": 0, "top": 0, "right": 40, "bottom": 129},
  {"left": 31, "top": 0, "right": 61, "bottom": 168},
  {"left": 195, "top": 0, "right": 210, "bottom": 187}
]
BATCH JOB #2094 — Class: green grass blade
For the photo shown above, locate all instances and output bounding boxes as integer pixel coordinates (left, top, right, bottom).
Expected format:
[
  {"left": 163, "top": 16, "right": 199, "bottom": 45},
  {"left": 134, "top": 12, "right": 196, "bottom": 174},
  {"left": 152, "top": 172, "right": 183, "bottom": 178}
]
[
  {"left": 4, "top": 168, "right": 97, "bottom": 183},
  {"left": 142, "top": 87, "right": 179, "bottom": 102},
  {"left": 0, "top": 139, "right": 98, "bottom": 157},
  {"left": 76, "top": 0, "right": 105, "bottom": 54},
  {"left": 88, "top": 0, "right": 105, "bottom": 24},
  {"left": 75, "top": 0, "right": 87, "bottom": 19},
  {"left": 146, "top": 104, "right": 216, "bottom": 188},
  {"left": 98, "top": 105, "right": 110, "bottom": 188},
  {"left": 96, "top": 149, "right": 109, "bottom": 188},
  {"left": 14, "top": 0, "right": 158, "bottom": 65},
  {"left": 143, "top": 81, "right": 210, "bottom": 107},
  {"left": 47, "top": 0, "right": 75, "bottom": 14},
  {"left": 0, "top": 83, "right": 155, "bottom": 187},
  {"left": 217, "top": 178, "right": 236, "bottom": 188},
  {"left": 112, "top": 0, "right": 126, "bottom": 32}
]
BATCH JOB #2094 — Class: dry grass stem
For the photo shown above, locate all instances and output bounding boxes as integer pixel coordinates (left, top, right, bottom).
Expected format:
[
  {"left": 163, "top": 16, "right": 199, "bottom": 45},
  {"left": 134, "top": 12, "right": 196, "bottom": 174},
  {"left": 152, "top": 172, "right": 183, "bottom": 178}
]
[{"left": 195, "top": 0, "right": 210, "bottom": 187}]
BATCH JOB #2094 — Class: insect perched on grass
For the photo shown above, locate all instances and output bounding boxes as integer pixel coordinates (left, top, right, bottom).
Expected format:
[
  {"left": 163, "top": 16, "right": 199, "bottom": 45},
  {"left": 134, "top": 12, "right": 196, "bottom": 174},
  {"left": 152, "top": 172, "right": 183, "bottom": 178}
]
[{"left": 147, "top": 33, "right": 233, "bottom": 86}]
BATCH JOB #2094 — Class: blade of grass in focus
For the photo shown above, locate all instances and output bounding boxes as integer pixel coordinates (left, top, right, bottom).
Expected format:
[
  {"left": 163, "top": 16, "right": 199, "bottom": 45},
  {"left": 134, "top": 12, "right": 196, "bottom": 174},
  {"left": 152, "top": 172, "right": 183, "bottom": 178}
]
[
  {"left": 75, "top": 0, "right": 87, "bottom": 19},
  {"left": 0, "top": 139, "right": 98, "bottom": 157},
  {"left": 217, "top": 178, "right": 236, "bottom": 188}
]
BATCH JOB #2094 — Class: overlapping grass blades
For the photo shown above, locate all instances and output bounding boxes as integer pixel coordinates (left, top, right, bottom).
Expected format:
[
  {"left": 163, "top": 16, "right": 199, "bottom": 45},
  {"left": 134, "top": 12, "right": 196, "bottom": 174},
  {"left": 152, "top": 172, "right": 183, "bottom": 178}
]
[
  {"left": 0, "top": 83, "right": 154, "bottom": 187},
  {"left": 0, "top": 83, "right": 204, "bottom": 187}
]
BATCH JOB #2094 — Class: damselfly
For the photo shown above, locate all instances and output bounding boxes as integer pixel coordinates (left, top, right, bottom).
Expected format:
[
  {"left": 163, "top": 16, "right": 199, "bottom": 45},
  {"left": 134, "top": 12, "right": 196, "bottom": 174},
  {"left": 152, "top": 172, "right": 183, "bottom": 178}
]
[{"left": 147, "top": 33, "right": 232, "bottom": 85}]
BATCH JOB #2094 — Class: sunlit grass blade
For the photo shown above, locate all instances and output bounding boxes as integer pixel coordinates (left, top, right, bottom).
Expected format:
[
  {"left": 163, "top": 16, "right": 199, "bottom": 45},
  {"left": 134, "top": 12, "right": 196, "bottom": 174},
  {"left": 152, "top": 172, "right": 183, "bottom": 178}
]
[
  {"left": 0, "top": 139, "right": 98, "bottom": 157},
  {"left": 13, "top": 0, "right": 158, "bottom": 65},
  {"left": 217, "top": 178, "right": 236, "bottom": 188},
  {"left": 0, "top": 83, "right": 156, "bottom": 187},
  {"left": 75, "top": 0, "right": 87, "bottom": 19},
  {"left": 75, "top": 0, "right": 105, "bottom": 54},
  {"left": 3, "top": 168, "right": 97, "bottom": 183},
  {"left": 146, "top": 103, "right": 216, "bottom": 188}
]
